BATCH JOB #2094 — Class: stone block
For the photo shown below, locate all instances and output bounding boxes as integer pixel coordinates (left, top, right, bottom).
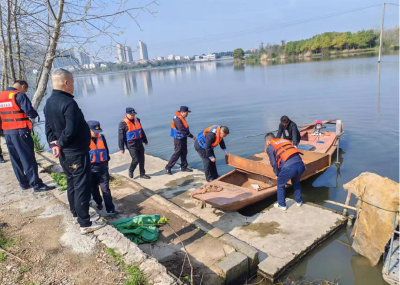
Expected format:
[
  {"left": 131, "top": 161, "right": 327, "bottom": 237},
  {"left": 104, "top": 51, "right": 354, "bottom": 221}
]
[
  {"left": 219, "top": 234, "right": 259, "bottom": 275},
  {"left": 216, "top": 252, "right": 248, "bottom": 285},
  {"left": 207, "top": 227, "right": 225, "bottom": 238}
]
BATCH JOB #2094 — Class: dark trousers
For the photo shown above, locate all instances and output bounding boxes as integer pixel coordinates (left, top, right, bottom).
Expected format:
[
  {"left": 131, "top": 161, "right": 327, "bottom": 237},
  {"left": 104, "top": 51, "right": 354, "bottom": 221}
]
[
  {"left": 194, "top": 140, "right": 219, "bottom": 182},
  {"left": 128, "top": 146, "right": 145, "bottom": 176},
  {"left": 92, "top": 169, "right": 115, "bottom": 212},
  {"left": 5, "top": 134, "right": 42, "bottom": 187},
  {"left": 166, "top": 137, "right": 188, "bottom": 170},
  {"left": 0, "top": 137, "right": 3, "bottom": 156},
  {"left": 277, "top": 162, "right": 305, "bottom": 207},
  {"left": 59, "top": 152, "right": 92, "bottom": 227}
]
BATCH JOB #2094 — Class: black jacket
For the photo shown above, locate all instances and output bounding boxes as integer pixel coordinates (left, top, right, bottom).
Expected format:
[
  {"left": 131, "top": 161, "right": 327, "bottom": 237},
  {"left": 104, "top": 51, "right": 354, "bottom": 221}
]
[
  {"left": 173, "top": 117, "right": 193, "bottom": 139},
  {"left": 44, "top": 90, "right": 91, "bottom": 156},
  {"left": 118, "top": 117, "right": 148, "bottom": 150},
  {"left": 276, "top": 120, "right": 301, "bottom": 146},
  {"left": 205, "top": 132, "right": 227, "bottom": 158},
  {"left": 91, "top": 134, "right": 110, "bottom": 172}
]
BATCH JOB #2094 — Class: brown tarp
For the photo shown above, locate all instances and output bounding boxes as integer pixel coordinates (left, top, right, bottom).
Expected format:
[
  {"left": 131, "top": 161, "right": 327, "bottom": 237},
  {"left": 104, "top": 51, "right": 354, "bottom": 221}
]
[{"left": 343, "top": 172, "right": 399, "bottom": 266}]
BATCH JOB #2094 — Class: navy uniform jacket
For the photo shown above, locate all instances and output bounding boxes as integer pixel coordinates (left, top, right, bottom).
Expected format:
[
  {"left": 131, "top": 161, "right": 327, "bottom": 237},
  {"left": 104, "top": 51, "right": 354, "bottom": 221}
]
[
  {"left": 2, "top": 87, "right": 38, "bottom": 135},
  {"left": 118, "top": 117, "right": 148, "bottom": 150},
  {"left": 173, "top": 117, "right": 193, "bottom": 139},
  {"left": 205, "top": 132, "right": 227, "bottom": 159},
  {"left": 276, "top": 121, "right": 301, "bottom": 146}
]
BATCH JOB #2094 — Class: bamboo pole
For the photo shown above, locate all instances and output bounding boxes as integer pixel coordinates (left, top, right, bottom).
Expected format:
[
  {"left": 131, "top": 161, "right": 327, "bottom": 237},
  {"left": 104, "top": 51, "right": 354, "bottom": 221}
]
[{"left": 324, "top": 200, "right": 357, "bottom": 211}]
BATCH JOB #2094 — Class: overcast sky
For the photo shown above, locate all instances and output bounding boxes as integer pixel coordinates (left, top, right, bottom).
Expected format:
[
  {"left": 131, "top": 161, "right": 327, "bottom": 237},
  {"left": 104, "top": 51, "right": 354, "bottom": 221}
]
[{"left": 96, "top": 0, "right": 399, "bottom": 61}]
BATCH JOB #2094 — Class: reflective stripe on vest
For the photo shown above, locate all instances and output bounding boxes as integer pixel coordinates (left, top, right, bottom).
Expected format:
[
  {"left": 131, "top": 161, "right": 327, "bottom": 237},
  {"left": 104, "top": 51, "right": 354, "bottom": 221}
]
[
  {"left": 89, "top": 136, "right": 108, "bottom": 163},
  {"left": 270, "top": 138, "right": 303, "bottom": 167},
  {"left": 197, "top": 125, "right": 222, "bottom": 149},
  {"left": 123, "top": 116, "right": 143, "bottom": 141},
  {"left": 170, "top": 111, "right": 189, "bottom": 139},
  {"left": 0, "top": 90, "right": 32, "bottom": 130}
]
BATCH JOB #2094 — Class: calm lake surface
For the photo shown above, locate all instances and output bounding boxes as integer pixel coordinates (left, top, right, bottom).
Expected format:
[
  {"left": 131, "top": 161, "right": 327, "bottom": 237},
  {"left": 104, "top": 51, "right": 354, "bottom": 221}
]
[{"left": 40, "top": 53, "right": 399, "bottom": 284}]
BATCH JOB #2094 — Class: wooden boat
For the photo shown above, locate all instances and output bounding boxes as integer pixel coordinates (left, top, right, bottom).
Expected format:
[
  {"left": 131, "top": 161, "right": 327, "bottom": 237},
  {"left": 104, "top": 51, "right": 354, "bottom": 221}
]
[{"left": 191, "top": 120, "right": 344, "bottom": 211}]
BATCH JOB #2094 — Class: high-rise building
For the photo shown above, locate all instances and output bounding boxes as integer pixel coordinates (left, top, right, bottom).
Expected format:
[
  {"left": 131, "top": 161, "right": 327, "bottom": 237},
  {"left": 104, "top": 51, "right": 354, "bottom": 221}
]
[
  {"left": 78, "top": 51, "right": 90, "bottom": 66},
  {"left": 117, "top": 43, "right": 126, "bottom": 63},
  {"left": 125, "top": 46, "right": 133, "bottom": 62},
  {"left": 139, "top": 40, "right": 148, "bottom": 60}
]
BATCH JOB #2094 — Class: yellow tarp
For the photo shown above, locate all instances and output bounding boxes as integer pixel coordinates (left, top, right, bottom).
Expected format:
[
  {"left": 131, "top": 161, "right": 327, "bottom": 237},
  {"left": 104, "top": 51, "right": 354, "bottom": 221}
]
[{"left": 343, "top": 172, "right": 399, "bottom": 266}]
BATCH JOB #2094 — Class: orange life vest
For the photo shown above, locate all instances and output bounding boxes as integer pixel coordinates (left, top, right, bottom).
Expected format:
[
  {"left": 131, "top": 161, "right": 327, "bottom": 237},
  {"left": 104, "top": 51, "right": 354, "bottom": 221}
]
[
  {"left": 170, "top": 111, "right": 189, "bottom": 139},
  {"left": 270, "top": 138, "right": 303, "bottom": 167},
  {"left": 0, "top": 90, "right": 32, "bottom": 130},
  {"left": 123, "top": 116, "right": 143, "bottom": 141},
  {"left": 197, "top": 125, "right": 222, "bottom": 148},
  {"left": 89, "top": 135, "right": 108, "bottom": 163}
]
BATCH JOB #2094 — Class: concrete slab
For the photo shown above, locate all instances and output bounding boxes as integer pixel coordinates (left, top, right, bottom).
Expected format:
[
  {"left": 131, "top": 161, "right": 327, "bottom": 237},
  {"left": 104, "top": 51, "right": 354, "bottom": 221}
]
[{"left": 217, "top": 252, "right": 248, "bottom": 285}]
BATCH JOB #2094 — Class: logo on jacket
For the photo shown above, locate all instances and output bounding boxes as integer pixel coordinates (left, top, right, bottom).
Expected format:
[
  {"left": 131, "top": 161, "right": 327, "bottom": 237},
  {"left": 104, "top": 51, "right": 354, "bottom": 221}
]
[{"left": 69, "top": 164, "right": 81, "bottom": 170}]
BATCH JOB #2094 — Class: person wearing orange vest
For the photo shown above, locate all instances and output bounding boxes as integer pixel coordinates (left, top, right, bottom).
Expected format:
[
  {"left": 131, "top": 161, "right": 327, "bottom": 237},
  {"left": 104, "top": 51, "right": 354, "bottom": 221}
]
[
  {"left": 87, "top": 121, "right": 118, "bottom": 216},
  {"left": 194, "top": 125, "right": 230, "bottom": 182},
  {"left": 0, "top": 80, "right": 54, "bottom": 191},
  {"left": 265, "top": 132, "right": 305, "bottom": 211},
  {"left": 118, "top": 108, "right": 150, "bottom": 179},
  {"left": 165, "top": 106, "right": 196, "bottom": 175}
]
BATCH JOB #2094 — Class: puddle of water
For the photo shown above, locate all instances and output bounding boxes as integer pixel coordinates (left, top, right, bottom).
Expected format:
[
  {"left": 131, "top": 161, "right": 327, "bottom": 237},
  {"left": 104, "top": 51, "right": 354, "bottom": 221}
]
[
  {"left": 240, "top": 221, "right": 284, "bottom": 236},
  {"left": 164, "top": 175, "right": 201, "bottom": 187}
]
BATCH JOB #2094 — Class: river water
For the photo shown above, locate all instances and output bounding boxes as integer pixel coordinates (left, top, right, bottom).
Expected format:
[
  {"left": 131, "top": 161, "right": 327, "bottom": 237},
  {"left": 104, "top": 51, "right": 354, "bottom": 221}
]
[{"left": 40, "top": 53, "right": 399, "bottom": 284}]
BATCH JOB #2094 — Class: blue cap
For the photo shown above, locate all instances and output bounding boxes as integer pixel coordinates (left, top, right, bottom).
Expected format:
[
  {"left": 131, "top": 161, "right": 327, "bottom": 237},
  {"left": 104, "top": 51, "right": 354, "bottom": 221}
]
[
  {"left": 87, "top": 120, "right": 102, "bottom": 133},
  {"left": 179, "top": 106, "right": 191, "bottom": 112},
  {"left": 126, "top": 107, "right": 137, "bottom": 115}
]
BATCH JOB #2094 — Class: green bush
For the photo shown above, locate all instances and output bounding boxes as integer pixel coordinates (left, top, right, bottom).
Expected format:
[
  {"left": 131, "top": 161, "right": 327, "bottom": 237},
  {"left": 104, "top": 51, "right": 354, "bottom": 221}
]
[
  {"left": 125, "top": 266, "right": 148, "bottom": 285},
  {"left": 51, "top": 173, "right": 67, "bottom": 191}
]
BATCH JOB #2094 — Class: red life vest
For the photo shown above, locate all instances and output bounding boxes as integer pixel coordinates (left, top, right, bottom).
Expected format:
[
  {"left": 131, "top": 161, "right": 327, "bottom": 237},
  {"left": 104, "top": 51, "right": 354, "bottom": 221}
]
[
  {"left": 89, "top": 136, "right": 108, "bottom": 163},
  {"left": 170, "top": 111, "right": 189, "bottom": 139},
  {"left": 270, "top": 138, "right": 303, "bottom": 167},
  {"left": 0, "top": 90, "right": 32, "bottom": 130},
  {"left": 123, "top": 116, "right": 143, "bottom": 141},
  {"left": 197, "top": 125, "right": 222, "bottom": 148}
]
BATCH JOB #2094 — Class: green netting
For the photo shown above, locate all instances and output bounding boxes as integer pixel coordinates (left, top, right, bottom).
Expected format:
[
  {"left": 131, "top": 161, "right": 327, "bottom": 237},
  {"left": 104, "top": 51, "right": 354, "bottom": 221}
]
[{"left": 112, "top": 214, "right": 161, "bottom": 244}]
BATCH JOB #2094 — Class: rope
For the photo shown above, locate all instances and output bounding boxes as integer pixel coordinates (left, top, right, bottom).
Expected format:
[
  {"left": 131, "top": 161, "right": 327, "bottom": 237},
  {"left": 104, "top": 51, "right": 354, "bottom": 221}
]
[{"left": 359, "top": 198, "right": 399, "bottom": 213}]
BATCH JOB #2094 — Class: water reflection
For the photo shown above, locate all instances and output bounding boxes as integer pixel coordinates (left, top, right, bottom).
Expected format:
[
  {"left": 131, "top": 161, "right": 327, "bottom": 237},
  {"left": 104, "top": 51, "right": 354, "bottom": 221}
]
[
  {"left": 122, "top": 72, "right": 137, "bottom": 96},
  {"left": 141, "top": 71, "right": 152, "bottom": 95},
  {"left": 377, "top": 63, "right": 381, "bottom": 118}
]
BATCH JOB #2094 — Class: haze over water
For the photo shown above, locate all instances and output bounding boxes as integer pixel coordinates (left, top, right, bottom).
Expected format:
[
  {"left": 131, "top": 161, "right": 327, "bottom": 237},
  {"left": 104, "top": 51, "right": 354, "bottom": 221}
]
[{"left": 40, "top": 53, "right": 399, "bottom": 284}]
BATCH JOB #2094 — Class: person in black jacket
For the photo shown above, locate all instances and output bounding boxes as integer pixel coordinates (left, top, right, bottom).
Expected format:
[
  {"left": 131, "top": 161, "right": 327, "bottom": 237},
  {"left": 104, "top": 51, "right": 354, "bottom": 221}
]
[
  {"left": 87, "top": 120, "right": 117, "bottom": 216},
  {"left": 165, "top": 106, "right": 196, "bottom": 175},
  {"left": 44, "top": 68, "right": 104, "bottom": 234},
  {"left": 118, "top": 108, "right": 150, "bottom": 179},
  {"left": 276, "top": 116, "right": 301, "bottom": 147},
  {"left": 194, "top": 125, "right": 230, "bottom": 182}
]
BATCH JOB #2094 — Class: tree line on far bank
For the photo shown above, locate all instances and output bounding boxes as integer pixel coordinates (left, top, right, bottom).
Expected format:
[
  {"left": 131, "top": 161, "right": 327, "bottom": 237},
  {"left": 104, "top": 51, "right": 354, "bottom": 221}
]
[{"left": 233, "top": 27, "right": 399, "bottom": 60}]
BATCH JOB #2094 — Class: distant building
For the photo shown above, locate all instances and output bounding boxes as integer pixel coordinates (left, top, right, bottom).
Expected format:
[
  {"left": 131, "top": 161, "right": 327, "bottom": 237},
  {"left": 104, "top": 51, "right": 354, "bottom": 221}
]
[
  {"left": 184, "top": 55, "right": 190, "bottom": 60},
  {"left": 135, "top": 59, "right": 147, "bottom": 64},
  {"left": 157, "top": 56, "right": 164, "bottom": 60},
  {"left": 78, "top": 51, "right": 90, "bottom": 66},
  {"left": 194, "top": 55, "right": 203, "bottom": 61},
  {"left": 251, "top": 49, "right": 257, "bottom": 54},
  {"left": 204, "top": 54, "right": 216, "bottom": 60},
  {"left": 125, "top": 46, "right": 133, "bottom": 62},
  {"left": 167, "top": 55, "right": 175, "bottom": 60},
  {"left": 174, "top": 55, "right": 182, "bottom": 60},
  {"left": 117, "top": 44, "right": 126, "bottom": 62},
  {"left": 139, "top": 40, "right": 149, "bottom": 60}
]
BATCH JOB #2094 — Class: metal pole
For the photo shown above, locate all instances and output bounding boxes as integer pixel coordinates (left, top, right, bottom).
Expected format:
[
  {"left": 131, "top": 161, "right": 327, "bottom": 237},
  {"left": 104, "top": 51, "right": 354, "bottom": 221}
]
[
  {"left": 386, "top": 213, "right": 396, "bottom": 275},
  {"left": 336, "top": 139, "right": 340, "bottom": 164},
  {"left": 378, "top": 3, "right": 386, "bottom": 63}
]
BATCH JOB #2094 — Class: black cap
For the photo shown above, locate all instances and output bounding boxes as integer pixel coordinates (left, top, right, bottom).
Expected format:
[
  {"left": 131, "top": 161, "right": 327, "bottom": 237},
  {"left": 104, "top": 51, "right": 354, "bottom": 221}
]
[
  {"left": 87, "top": 120, "right": 102, "bottom": 133},
  {"left": 126, "top": 107, "right": 137, "bottom": 115},
  {"left": 179, "top": 106, "right": 191, "bottom": 112}
]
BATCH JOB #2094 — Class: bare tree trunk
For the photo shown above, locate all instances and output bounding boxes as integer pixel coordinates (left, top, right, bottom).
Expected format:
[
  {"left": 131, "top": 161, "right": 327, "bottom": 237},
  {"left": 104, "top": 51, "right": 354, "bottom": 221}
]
[
  {"left": 6, "top": 0, "right": 16, "bottom": 83},
  {"left": 31, "top": 0, "right": 65, "bottom": 110},
  {"left": 0, "top": 4, "right": 9, "bottom": 90},
  {"left": 13, "top": 0, "right": 22, "bottom": 79}
]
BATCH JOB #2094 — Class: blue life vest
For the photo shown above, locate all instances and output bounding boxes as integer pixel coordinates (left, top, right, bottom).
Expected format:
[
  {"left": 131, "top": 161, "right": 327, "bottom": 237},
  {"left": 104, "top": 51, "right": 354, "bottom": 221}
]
[
  {"left": 197, "top": 125, "right": 222, "bottom": 149},
  {"left": 170, "top": 112, "right": 189, "bottom": 139},
  {"left": 89, "top": 136, "right": 108, "bottom": 164}
]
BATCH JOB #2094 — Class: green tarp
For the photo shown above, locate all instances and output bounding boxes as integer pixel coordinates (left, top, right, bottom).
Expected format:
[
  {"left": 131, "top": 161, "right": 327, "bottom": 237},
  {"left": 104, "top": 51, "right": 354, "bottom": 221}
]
[{"left": 112, "top": 214, "right": 161, "bottom": 244}]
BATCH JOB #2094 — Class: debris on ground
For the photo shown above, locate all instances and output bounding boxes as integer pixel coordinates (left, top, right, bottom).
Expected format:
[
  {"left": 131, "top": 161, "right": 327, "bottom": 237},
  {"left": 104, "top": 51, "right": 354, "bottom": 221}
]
[
  {"left": 343, "top": 172, "right": 399, "bottom": 266},
  {"left": 190, "top": 184, "right": 223, "bottom": 196}
]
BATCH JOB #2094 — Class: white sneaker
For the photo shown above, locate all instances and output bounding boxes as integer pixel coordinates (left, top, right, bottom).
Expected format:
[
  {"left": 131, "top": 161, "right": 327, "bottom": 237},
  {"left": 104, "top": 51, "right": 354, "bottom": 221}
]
[
  {"left": 274, "top": 202, "right": 287, "bottom": 211},
  {"left": 80, "top": 221, "right": 106, "bottom": 235},
  {"left": 296, "top": 202, "right": 303, "bottom": 207}
]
